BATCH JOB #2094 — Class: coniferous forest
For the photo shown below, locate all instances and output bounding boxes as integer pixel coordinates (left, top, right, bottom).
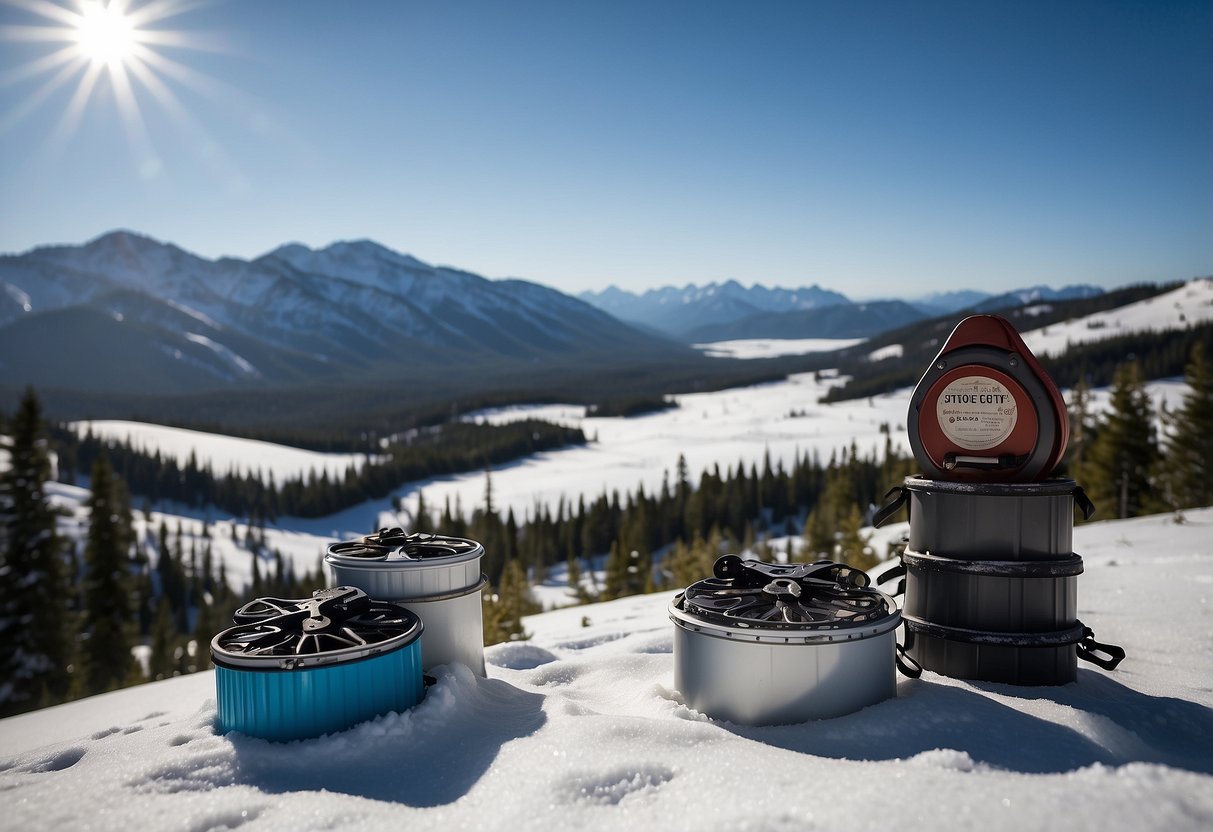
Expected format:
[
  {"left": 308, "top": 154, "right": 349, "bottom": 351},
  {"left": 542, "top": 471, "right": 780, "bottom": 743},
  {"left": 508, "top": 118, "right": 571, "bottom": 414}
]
[{"left": 1, "top": 342, "right": 1211, "bottom": 717}]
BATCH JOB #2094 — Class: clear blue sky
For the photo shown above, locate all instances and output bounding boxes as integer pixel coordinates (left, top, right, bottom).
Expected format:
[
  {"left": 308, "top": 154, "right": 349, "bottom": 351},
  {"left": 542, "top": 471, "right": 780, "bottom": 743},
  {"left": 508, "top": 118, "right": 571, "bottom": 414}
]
[{"left": 1, "top": 0, "right": 1210, "bottom": 297}]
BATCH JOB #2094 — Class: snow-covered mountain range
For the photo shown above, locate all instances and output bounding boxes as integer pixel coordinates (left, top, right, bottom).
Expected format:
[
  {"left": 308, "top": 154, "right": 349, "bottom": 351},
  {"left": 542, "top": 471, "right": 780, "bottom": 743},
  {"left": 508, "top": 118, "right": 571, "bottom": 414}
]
[
  {"left": 913, "top": 284, "right": 1104, "bottom": 316},
  {"left": 0, "top": 231, "right": 679, "bottom": 395},
  {"left": 580, "top": 281, "right": 1106, "bottom": 338},
  {"left": 578, "top": 280, "right": 852, "bottom": 335}
]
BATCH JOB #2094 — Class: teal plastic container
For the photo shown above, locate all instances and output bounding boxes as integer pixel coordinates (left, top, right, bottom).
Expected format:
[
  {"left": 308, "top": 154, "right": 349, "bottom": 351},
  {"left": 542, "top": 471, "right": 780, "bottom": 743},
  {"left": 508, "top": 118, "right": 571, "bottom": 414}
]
[{"left": 212, "top": 587, "right": 424, "bottom": 742}]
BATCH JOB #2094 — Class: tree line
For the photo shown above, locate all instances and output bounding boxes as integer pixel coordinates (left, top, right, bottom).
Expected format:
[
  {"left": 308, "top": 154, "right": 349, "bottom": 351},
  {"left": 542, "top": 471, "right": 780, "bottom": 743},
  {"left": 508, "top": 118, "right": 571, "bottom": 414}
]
[
  {"left": 1, "top": 341, "right": 1210, "bottom": 716},
  {"left": 51, "top": 419, "right": 585, "bottom": 521}
]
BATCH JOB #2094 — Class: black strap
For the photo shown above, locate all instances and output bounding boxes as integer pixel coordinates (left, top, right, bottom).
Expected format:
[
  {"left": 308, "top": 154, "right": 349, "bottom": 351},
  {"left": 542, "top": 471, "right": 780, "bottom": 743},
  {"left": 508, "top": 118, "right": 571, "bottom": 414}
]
[
  {"left": 902, "top": 614, "right": 1087, "bottom": 647},
  {"left": 895, "top": 642, "right": 922, "bottom": 678},
  {"left": 873, "top": 486, "right": 909, "bottom": 528},
  {"left": 902, "top": 616, "right": 1126, "bottom": 672},
  {"left": 1076, "top": 626, "right": 1125, "bottom": 670},
  {"left": 875, "top": 561, "right": 906, "bottom": 598},
  {"left": 1074, "top": 486, "right": 1097, "bottom": 521},
  {"left": 901, "top": 549, "right": 1084, "bottom": 578}
]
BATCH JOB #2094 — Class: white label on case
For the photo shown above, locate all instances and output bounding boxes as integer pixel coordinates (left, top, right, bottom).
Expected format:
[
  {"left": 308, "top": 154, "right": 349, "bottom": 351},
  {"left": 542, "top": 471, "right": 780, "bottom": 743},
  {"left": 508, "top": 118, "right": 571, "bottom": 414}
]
[{"left": 935, "top": 375, "right": 1017, "bottom": 450}]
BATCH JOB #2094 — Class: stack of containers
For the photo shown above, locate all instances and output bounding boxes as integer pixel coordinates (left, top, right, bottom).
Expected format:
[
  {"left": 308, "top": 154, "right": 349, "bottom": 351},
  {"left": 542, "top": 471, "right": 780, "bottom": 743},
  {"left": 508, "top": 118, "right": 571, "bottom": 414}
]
[{"left": 877, "top": 314, "right": 1124, "bottom": 685}]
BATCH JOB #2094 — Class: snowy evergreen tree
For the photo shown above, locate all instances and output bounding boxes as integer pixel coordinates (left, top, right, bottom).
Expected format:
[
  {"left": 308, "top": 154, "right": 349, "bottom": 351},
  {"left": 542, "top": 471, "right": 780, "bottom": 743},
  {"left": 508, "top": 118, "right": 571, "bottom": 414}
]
[
  {"left": 1086, "top": 362, "right": 1161, "bottom": 519},
  {"left": 1065, "top": 379, "right": 1096, "bottom": 488},
  {"left": 802, "top": 507, "right": 833, "bottom": 559},
  {"left": 148, "top": 597, "right": 175, "bottom": 681},
  {"left": 79, "top": 451, "right": 137, "bottom": 695},
  {"left": 413, "top": 490, "right": 431, "bottom": 534},
  {"left": 1165, "top": 343, "right": 1213, "bottom": 510},
  {"left": 601, "top": 540, "right": 629, "bottom": 600},
  {"left": 834, "top": 503, "right": 878, "bottom": 571},
  {"left": 482, "top": 559, "right": 537, "bottom": 645},
  {"left": 0, "top": 389, "right": 72, "bottom": 715}
]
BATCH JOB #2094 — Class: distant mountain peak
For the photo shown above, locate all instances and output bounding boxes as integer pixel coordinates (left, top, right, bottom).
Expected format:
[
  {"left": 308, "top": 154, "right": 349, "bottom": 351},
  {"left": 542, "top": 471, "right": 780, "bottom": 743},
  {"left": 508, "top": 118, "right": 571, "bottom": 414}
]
[
  {"left": 579, "top": 280, "right": 851, "bottom": 336},
  {"left": 261, "top": 238, "right": 433, "bottom": 283}
]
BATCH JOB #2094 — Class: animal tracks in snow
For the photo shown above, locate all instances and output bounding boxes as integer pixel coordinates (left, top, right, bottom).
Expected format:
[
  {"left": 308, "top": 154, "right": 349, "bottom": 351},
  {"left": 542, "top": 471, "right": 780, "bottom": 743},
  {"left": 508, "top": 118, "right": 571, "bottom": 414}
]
[
  {"left": 560, "top": 764, "right": 676, "bottom": 806},
  {"left": 15, "top": 746, "right": 87, "bottom": 774}
]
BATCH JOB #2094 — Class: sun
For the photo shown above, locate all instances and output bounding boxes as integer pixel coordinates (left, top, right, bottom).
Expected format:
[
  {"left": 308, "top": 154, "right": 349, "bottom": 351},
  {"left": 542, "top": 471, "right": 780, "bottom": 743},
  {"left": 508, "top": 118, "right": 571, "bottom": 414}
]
[
  {"left": 0, "top": 0, "right": 224, "bottom": 166},
  {"left": 74, "top": 1, "right": 137, "bottom": 66}
]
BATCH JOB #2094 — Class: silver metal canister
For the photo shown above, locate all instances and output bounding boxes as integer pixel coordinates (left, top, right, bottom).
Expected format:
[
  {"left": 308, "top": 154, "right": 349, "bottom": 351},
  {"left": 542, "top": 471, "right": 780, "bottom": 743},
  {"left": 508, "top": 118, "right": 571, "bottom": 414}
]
[
  {"left": 670, "top": 556, "right": 901, "bottom": 725},
  {"left": 326, "top": 530, "right": 487, "bottom": 675}
]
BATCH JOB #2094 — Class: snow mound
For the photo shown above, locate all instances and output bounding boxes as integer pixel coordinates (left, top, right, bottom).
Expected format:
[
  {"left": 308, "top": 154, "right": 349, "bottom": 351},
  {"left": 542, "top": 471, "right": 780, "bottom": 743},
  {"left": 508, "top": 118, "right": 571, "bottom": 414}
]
[{"left": 2, "top": 508, "right": 1212, "bottom": 830}]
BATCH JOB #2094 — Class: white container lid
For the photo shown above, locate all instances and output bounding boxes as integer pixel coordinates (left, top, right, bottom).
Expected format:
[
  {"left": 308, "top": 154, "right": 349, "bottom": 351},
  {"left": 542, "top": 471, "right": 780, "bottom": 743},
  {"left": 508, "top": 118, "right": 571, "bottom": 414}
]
[{"left": 325, "top": 530, "right": 485, "bottom": 600}]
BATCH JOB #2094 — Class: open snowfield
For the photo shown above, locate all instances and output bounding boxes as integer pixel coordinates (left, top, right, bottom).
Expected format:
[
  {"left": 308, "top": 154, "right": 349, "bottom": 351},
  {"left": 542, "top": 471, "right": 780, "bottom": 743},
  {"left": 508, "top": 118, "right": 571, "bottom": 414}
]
[
  {"left": 404, "top": 374, "right": 1187, "bottom": 527},
  {"left": 71, "top": 421, "right": 382, "bottom": 481},
  {"left": 1021, "top": 278, "right": 1213, "bottom": 357},
  {"left": 410, "top": 371, "right": 912, "bottom": 526},
  {"left": 1, "top": 507, "right": 1210, "bottom": 831},
  {"left": 693, "top": 337, "right": 864, "bottom": 359}
]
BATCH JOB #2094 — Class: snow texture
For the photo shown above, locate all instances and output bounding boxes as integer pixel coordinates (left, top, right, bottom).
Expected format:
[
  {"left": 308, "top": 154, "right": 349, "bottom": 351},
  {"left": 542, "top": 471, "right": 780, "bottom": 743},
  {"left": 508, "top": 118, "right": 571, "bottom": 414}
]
[
  {"left": 1, "top": 508, "right": 1211, "bottom": 831},
  {"left": 867, "top": 343, "right": 904, "bottom": 362}
]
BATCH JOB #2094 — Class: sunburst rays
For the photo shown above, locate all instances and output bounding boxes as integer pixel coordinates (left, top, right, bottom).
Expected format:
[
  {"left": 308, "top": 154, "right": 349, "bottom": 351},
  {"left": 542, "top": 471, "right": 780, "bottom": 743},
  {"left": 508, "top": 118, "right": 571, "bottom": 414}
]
[{"left": 1, "top": 0, "right": 234, "bottom": 179}]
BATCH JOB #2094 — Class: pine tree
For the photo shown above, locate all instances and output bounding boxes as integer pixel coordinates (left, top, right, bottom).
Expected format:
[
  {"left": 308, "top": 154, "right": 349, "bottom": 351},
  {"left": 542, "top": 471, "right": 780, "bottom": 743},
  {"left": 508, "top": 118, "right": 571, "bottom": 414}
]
[
  {"left": 482, "top": 559, "right": 538, "bottom": 646},
  {"left": 602, "top": 540, "right": 628, "bottom": 600},
  {"left": 79, "top": 451, "right": 137, "bottom": 696},
  {"left": 483, "top": 467, "right": 495, "bottom": 515},
  {"left": 802, "top": 507, "right": 833, "bottom": 559},
  {"left": 1064, "top": 379, "right": 1096, "bottom": 486},
  {"left": 0, "top": 388, "right": 73, "bottom": 715},
  {"left": 665, "top": 537, "right": 712, "bottom": 590},
  {"left": 1085, "top": 361, "right": 1161, "bottom": 519},
  {"left": 148, "top": 597, "right": 176, "bottom": 681},
  {"left": 565, "top": 550, "right": 585, "bottom": 602},
  {"left": 834, "top": 503, "right": 878, "bottom": 571},
  {"left": 1166, "top": 343, "right": 1213, "bottom": 510},
  {"left": 413, "top": 490, "right": 431, "bottom": 534},
  {"left": 192, "top": 592, "right": 216, "bottom": 672}
]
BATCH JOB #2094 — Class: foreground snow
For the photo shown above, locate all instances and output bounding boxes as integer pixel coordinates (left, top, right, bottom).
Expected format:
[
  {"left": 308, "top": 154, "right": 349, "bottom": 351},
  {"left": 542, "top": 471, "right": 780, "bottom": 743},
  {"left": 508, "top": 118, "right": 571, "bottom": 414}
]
[{"left": 2, "top": 507, "right": 1210, "bottom": 831}]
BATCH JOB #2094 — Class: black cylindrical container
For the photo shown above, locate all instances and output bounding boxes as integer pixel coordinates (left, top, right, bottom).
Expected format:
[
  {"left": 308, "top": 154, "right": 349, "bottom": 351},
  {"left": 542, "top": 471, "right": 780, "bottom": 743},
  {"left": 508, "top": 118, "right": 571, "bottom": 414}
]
[
  {"left": 902, "top": 549, "right": 1081, "bottom": 632},
  {"left": 902, "top": 476, "right": 1093, "bottom": 561},
  {"left": 900, "top": 616, "right": 1088, "bottom": 686},
  {"left": 900, "top": 549, "right": 1086, "bottom": 684}
]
